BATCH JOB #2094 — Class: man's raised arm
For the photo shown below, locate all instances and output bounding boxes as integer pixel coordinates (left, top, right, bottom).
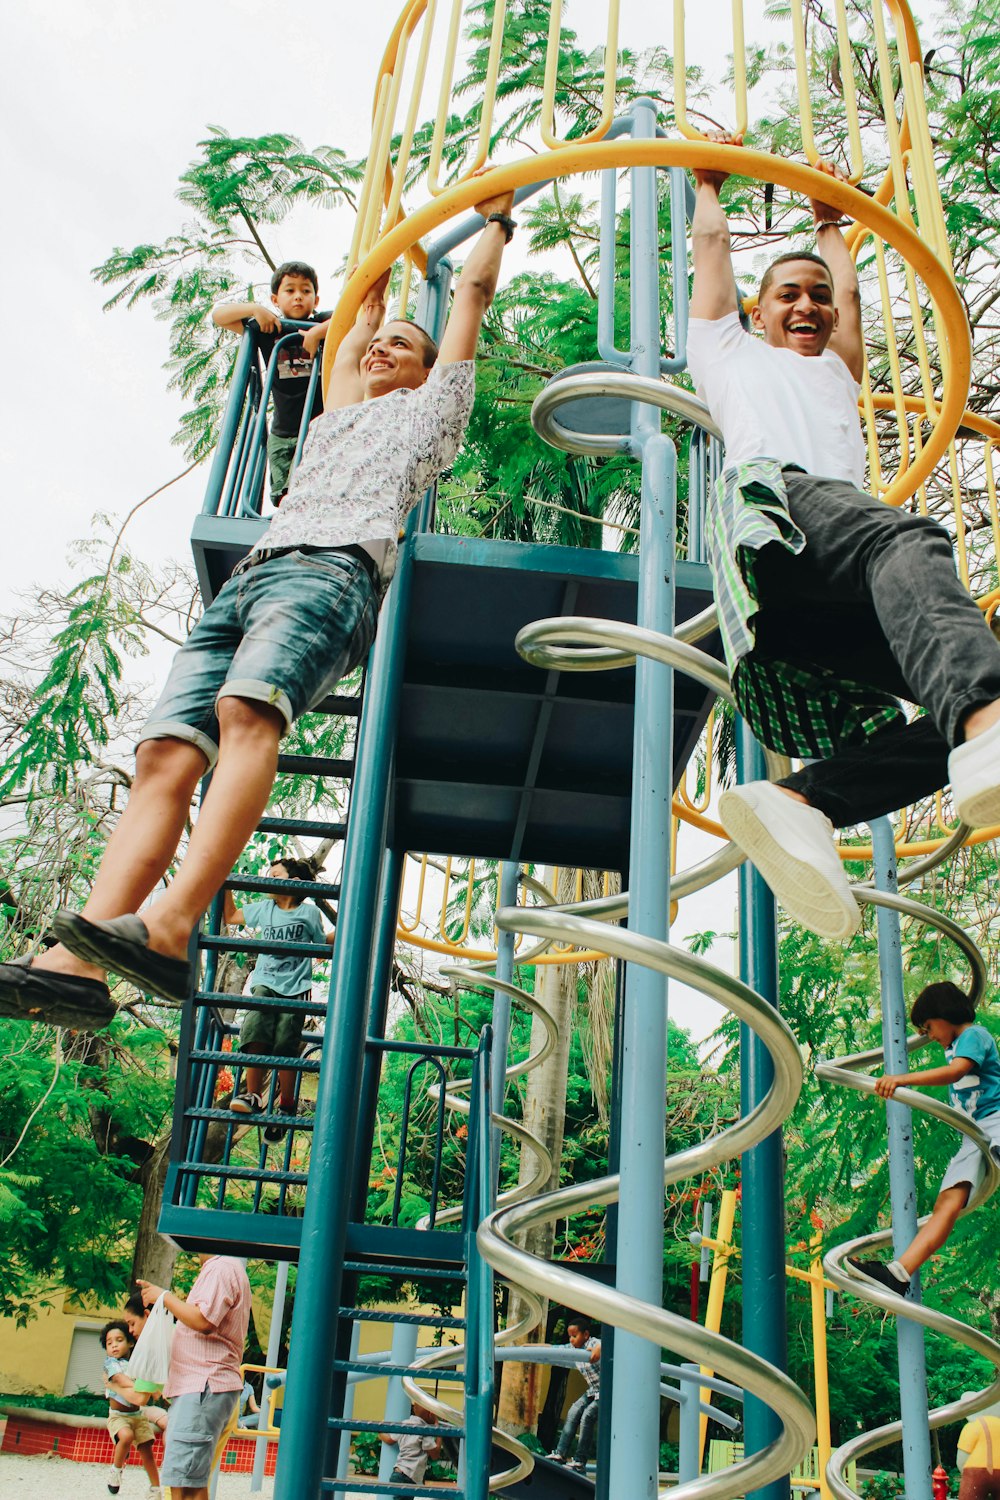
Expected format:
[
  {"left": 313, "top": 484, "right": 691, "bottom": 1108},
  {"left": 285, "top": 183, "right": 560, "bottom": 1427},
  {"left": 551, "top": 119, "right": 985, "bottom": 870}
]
[
  {"left": 329, "top": 269, "right": 391, "bottom": 410},
  {"left": 811, "top": 161, "right": 864, "bottom": 383},
  {"left": 437, "top": 175, "right": 515, "bottom": 365},
  {"left": 690, "top": 134, "right": 742, "bottom": 322}
]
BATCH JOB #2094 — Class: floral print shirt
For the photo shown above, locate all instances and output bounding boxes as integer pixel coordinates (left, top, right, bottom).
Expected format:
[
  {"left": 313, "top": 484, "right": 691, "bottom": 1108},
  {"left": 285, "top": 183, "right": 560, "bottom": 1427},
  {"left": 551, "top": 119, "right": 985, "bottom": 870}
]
[{"left": 250, "top": 360, "right": 475, "bottom": 590}]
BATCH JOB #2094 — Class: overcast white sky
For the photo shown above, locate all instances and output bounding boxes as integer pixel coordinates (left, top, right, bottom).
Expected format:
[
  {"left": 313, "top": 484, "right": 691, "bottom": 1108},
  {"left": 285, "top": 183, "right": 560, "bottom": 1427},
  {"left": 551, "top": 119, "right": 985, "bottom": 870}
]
[{"left": 1, "top": 0, "right": 943, "bottom": 1041}]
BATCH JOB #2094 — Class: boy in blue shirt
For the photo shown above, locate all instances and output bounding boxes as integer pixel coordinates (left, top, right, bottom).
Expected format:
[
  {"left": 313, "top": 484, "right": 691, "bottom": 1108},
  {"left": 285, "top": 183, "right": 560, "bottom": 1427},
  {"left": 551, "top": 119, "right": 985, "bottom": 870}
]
[
  {"left": 225, "top": 857, "right": 334, "bottom": 1140},
  {"left": 849, "top": 980, "right": 1000, "bottom": 1294},
  {"left": 100, "top": 1320, "right": 162, "bottom": 1496}
]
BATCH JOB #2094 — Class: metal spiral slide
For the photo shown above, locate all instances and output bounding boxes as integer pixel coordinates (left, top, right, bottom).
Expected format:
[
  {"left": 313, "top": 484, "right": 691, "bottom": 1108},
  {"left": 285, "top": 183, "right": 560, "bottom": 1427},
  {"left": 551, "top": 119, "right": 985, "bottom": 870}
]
[
  {"left": 817, "top": 886, "right": 1000, "bottom": 1500},
  {"left": 445, "top": 608, "right": 818, "bottom": 1499}
]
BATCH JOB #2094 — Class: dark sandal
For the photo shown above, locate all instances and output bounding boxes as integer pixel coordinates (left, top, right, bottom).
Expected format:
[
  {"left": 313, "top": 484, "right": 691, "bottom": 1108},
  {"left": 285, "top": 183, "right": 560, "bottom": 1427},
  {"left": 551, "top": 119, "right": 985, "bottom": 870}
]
[
  {"left": 0, "top": 957, "right": 115, "bottom": 1029},
  {"left": 52, "top": 911, "right": 193, "bottom": 1003}
]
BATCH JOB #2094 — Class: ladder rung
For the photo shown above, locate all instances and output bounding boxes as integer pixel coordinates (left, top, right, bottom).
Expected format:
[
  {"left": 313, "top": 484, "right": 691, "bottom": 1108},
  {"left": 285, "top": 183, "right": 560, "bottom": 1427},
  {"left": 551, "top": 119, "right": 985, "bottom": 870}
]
[
  {"left": 199, "top": 935, "right": 333, "bottom": 958},
  {"left": 343, "top": 1262, "right": 467, "bottom": 1281},
  {"left": 333, "top": 1361, "right": 464, "bottom": 1381},
  {"left": 321, "top": 1485, "right": 461, "bottom": 1498},
  {"left": 185, "top": 1106, "right": 313, "bottom": 1129},
  {"left": 189, "top": 1047, "right": 321, "bottom": 1070},
  {"left": 192, "top": 993, "right": 325, "bottom": 1015},
  {"left": 339, "top": 1307, "right": 465, "bottom": 1329},
  {"left": 177, "top": 1159, "right": 306, "bottom": 1185},
  {"left": 257, "top": 816, "right": 347, "bottom": 839},
  {"left": 221, "top": 875, "right": 341, "bottom": 900},
  {"left": 276, "top": 753, "right": 355, "bottom": 777},
  {"left": 325, "top": 1417, "right": 466, "bottom": 1439},
  {"left": 313, "top": 693, "right": 362, "bottom": 717}
]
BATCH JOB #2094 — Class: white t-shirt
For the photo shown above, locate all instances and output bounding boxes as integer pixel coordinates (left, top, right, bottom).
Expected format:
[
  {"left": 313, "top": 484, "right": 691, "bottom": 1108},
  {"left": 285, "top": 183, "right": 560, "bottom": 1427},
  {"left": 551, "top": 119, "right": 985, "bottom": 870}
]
[{"left": 686, "top": 312, "right": 866, "bottom": 487}]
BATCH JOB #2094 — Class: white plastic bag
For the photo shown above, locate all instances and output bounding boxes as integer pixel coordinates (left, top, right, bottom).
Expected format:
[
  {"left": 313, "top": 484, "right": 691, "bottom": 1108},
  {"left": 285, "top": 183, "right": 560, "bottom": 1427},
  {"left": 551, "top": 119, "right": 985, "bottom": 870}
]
[{"left": 128, "top": 1293, "right": 175, "bottom": 1394}]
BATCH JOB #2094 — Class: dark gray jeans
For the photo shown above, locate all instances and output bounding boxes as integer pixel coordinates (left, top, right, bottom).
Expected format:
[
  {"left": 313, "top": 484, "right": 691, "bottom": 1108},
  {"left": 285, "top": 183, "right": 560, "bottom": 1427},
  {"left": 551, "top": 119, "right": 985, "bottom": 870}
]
[{"left": 748, "top": 471, "right": 1000, "bottom": 828}]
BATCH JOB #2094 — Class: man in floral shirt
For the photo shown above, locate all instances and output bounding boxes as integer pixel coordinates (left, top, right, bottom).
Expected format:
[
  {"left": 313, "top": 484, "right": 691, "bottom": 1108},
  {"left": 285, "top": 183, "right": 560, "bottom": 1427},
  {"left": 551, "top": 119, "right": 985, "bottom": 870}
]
[{"left": 5, "top": 180, "right": 515, "bottom": 1015}]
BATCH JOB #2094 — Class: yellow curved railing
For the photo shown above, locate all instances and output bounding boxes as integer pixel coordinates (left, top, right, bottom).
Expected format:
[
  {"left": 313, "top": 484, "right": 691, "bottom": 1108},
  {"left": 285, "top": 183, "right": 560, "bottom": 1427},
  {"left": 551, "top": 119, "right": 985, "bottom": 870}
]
[{"left": 337, "top": 0, "right": 999, "bottom": 961}]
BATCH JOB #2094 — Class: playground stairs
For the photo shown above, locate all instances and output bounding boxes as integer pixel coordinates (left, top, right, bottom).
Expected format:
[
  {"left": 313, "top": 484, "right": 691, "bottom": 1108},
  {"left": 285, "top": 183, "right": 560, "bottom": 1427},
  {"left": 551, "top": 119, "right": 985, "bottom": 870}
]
[{"left": 159, "top": 681, "right": 363, "bottom": 1257}]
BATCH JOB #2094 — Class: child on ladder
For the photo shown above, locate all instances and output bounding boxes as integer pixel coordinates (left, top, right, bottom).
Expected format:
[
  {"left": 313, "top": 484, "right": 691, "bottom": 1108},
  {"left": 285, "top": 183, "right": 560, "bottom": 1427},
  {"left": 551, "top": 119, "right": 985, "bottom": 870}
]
[
  {"left": 849, "top": 980, "right": 1000, "bottom": 1295},
  {"left": 226, "top": 856, "right": 335, "bottom": 1142},
  {"left": 0, "top": 178, "right": 516, "bottom": 1018},
  {"left": 686, "top": 136, "right": 1000, "bottom": 940}
]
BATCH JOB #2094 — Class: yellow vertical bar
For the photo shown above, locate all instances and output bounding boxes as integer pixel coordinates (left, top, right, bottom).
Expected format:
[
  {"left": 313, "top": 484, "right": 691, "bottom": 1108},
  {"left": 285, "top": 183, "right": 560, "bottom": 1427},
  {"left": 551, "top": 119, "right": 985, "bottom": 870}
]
[
  {"left": 427, "top": 0, "right": 466, "bottom": 196},
  {"left": 809, "top": 1231, "right": 833, "bottom": 1500},
  {"left": 698, "top": 1189, "right": 737, "bottom": 1464},
  {"left": 730, "top": 0, "right": 748, "bottom": 138},
  {"left": 439, "top": 856, "right": 454, "bottom": 940},
  {"left": 348, "top": 73, "right": 393, "bottom": 271},
  {"left": 870, "top": 0, "right": 912, "bottom": 222},
  {"left": 832, "top": 0, "right": 864, "bottom": 180},
  {"left": 540, "top": 0, "right": 621, "bottom": 149},
  {"left": 789, "top": 0, "right": 819, "bottom": 164},
  {"left": 385, "top": 0, "right": 438, "bottom": 224}
]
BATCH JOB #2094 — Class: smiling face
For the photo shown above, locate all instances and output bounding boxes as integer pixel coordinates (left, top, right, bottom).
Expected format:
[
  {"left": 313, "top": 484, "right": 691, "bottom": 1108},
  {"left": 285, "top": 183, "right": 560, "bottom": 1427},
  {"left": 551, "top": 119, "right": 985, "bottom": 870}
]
[
  {"left": 271, "top": 272, "right": 319, "bottom": 322},
  {"left": 752, "top": 259, "right": 837, "bottom": 357},
  {"left": 104, "top": 1327, "right": 131, "bottom": 1359},
  {"left": 361, "top": 321, "right": 432, "bottom": 399}
]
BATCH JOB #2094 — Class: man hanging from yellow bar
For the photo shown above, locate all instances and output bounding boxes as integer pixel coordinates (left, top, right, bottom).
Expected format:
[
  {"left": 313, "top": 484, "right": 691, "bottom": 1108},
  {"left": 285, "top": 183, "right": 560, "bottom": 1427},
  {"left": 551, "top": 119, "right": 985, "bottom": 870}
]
[{"left": 685, "top": 135, "right": 1000, "bottom": 939}]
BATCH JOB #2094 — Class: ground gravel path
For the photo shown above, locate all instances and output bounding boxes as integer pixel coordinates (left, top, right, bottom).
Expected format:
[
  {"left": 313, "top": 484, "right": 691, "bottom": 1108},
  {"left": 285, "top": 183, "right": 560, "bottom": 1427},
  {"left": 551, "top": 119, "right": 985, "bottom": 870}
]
[{"left": 0, "top": 1452, "right": 379, "bottom": 1497}]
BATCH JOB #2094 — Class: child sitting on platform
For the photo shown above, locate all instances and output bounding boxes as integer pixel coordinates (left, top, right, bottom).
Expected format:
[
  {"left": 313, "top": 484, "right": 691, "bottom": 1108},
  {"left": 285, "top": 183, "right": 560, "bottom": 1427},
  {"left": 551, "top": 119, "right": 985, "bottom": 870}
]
[
  {"left": 212, "top": 261, "right": 331, "bottom": 504},
  {"left": 686, "top": 136, "right": 1000, "bottom": 939},
  {"left": 1, "top": 179, "right": 516, "bottom": 1020},
  {"left": 100, "top": 1319, "right": 162, "bottom": 1497},
  {"left": 226, "top": 857, "right": 334, "bottom": 1141},
  {"left": 849, "top": 981, "right": 1000, "bottom": 1295}
]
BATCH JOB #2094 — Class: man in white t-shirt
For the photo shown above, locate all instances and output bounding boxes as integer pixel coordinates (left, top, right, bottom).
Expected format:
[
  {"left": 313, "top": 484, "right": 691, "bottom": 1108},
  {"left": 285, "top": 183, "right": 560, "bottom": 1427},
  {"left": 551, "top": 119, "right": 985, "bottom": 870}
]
[
  {"left": 685, "top": 133, "right": 1000, "bottom": 938},
  {"left": 5, "top": 179, "right": 516, "bottom": 1019}
]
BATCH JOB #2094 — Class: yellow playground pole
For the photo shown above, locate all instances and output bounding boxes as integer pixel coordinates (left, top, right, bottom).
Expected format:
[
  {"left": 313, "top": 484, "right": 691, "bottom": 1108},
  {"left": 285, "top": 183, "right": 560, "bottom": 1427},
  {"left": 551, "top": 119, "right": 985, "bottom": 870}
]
[
  {"left": 697, "top": 1219, "right": 837, "bottom": 1496},
  {"left": 698, "top": 1187, "right": 738, "bottom": 1465}
]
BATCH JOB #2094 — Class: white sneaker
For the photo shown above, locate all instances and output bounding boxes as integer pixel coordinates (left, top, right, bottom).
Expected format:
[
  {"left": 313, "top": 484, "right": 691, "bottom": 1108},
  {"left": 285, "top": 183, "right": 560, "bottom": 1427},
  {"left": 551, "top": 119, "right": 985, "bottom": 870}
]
[
  {"left": 718, "top": 782, "right": 860, "bottom": 939},
  {"left": 107, "top": 1468, "right": 124, "bottom": 1494},
  {"left": 949, "top": 716, "right": 1000, "bottom": 827}
]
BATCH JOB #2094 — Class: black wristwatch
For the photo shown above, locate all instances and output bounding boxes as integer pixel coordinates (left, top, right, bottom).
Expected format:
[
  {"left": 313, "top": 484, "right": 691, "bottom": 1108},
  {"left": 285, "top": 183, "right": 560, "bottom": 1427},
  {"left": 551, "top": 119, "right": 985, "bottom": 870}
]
[{"left": 486, "top": 212, "right": 517, "bottom": 243}]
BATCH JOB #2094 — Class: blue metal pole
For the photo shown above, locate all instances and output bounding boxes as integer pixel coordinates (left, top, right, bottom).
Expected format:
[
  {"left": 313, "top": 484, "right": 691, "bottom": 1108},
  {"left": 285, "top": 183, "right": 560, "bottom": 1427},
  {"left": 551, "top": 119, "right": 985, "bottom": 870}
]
[
  {"left": 871, "top": 816, "right": 932, "bottom": 1500},
  {"left": 377, "top": 1324, "right": 421, "bottom": 1484},
  {"left": 250, "top": 1258, "right": 288, "bottom": 1493},
  {"left": 736, "top": 726, "right": 789, "bottom": 1500},
  {"left": 490, "top": 861, "right": 520, "bottom": 1197},
  {"left": 201, "top": 331, "right": 256, "bottom": 516},
  {"left": 679, "top": 1363, "right": 701, "bottom": 1484},
  {"left": 273, "top": 541, "right": 416, "bottom": 1500},
  {"left": 606, "top": 94, "right": 672, "bottom": 1500}
]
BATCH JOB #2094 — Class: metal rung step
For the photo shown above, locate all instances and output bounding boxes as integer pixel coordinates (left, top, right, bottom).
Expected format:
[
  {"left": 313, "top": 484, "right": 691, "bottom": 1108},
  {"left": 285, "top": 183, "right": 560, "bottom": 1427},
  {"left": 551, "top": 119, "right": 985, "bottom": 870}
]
[
  {"left": 190, "top": 1047, "right": 321, "bottom": 1070},
  {"left": 221, "top": 875, "right": 341, "bottom": 900},
  {"left": 339, "top": 1307, "right": 465, "bottom": 1330},
  {"left": 256, "top": 815, "right": 348, "bottom": 839},
  {"left": 193, "top": 992, "right": 325, "bottom": 1015},
  {"left": 321, "top": 1482, "right": 461, "bottom": 1498},
  {"left": 313, "top": 693, "right": 362, "bottom": 717},
  {"left": 200, "top": 934, "right": 333, "bottom": 958},
  {"left": 178, "top": 1159, "right": 307, "bottom": 1185},
  {"left": 326, "top": 1417, "right": 466, "bottom": 1439},
  {"left": 186, "top": 1106, "right": 313, "bottom": 1129},
  {"left": 276, "top": 753, "right": 355, "bottom": 777},
  {"left": 343, "top": 1261, "right": 468, "bottom": 1281},
  {"left": 333, "top": 1360, "right": 464, "bottom": 1381}
]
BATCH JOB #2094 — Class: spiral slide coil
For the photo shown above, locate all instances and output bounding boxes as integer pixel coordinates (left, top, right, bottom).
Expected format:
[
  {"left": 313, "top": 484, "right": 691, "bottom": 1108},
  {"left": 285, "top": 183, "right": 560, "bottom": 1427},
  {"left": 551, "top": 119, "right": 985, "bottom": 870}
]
[{"left": 816, "top": 886, "right": 1000, "bottom": 1500}]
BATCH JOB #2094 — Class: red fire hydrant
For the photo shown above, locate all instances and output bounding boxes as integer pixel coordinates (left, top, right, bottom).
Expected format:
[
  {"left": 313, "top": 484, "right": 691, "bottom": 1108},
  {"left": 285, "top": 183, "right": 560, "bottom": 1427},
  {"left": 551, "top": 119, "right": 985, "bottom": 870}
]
[{"left": 933, "top": 1464, "right": 950, "bottom": 1499}]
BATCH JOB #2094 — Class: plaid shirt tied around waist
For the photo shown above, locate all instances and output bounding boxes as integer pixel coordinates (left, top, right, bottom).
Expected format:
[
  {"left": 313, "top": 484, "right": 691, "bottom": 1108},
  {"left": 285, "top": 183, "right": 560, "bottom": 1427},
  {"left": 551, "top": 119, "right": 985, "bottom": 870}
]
[{"left": 708, "top": 459, "right": 906, "bottom": 759}]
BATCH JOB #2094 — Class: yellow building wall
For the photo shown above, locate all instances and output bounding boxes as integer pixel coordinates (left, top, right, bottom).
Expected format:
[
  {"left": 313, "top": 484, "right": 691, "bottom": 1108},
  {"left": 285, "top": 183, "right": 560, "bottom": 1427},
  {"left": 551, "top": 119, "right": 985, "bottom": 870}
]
[{"left": 0, "top": 1292, "right": 115, "bottom": 1396}]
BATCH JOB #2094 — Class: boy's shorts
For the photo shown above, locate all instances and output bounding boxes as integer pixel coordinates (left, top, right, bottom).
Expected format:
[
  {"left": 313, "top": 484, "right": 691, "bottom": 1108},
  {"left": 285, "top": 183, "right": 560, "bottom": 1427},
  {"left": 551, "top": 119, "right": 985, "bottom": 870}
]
[
  {"left": 138, "top": 549, "right": 377, "bottom": 769},
  {"left": 266, "top": 431, "right": 299, "bottom": 503},
  {"left": 238, "top": 986, "right": 309, "bottom": 1057},
  {"left": 940, "top": 1110, "right": 1000, "bottom": 1194},
  {"left": 107, "top": 1409, "right": 156, "bottom": 1445},
  {"left": 160, "top": 1387, "right": 238, "bottom": 1488}
]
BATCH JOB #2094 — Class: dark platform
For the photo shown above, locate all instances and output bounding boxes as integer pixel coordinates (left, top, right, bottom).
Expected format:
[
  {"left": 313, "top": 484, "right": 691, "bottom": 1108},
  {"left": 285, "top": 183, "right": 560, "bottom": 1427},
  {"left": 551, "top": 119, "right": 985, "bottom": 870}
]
[
  {"left": 190, "top": 520, "right": 720, "bottom": 875},
  {"left": 394, "top": 533, "right": 719, "bottom": 872}
]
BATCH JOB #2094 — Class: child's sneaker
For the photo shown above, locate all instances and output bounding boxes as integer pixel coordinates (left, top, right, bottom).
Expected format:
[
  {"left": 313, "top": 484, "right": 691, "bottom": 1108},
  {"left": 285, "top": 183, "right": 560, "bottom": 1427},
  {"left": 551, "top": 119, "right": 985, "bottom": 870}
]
[
  {"left": 718, "top": 782, "right": 860, "bottom": 939},
  {"left": 567, "top": 1459, "right": 586, "bottom": 1472},
  {"left": 264, "top": 1101, "right": 297, "bottom": 1144},
  {"left": 145, "top": 1488, "right": 162, "bottom": 1499},
  {"left": 546, "top": 1452, "right": 566, "bottom": 1464},
  {"left": 949, "top": 716, "right": 1000, "bottom": 827},
  {"left": 847, "top": 1255, "right": 910, "bottom": 1295},
  {"left": 107, "top": 1467, "right": 124, "bottom": 1494},
  {"left": 230, "top": 1092, "right": 263, "bottom": 1115}
]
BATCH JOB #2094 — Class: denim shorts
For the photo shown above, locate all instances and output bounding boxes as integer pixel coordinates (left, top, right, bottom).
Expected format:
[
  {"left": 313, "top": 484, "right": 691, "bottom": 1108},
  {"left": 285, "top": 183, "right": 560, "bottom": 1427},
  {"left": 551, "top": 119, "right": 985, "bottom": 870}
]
[
  {"left": 160, "top": 1386, "right": 238, "bottom": 1487},
  {"left": 139, "top": 549, "right": 378, "bottom": 768}
]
